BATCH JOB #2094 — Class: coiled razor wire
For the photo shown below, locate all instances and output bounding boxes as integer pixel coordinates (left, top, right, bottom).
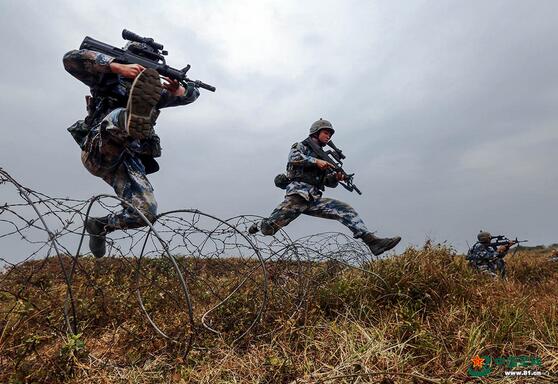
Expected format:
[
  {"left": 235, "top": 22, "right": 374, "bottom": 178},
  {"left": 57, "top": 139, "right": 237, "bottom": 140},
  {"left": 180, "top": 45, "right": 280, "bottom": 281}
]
[{"left": 0, "top": 168, "right": 385, "bottom": 368}]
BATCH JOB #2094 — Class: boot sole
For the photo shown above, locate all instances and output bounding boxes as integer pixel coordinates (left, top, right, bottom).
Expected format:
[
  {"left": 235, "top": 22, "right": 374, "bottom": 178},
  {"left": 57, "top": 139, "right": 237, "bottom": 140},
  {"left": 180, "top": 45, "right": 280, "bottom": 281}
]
[{"left": 126, "top": 68, "right": 162, "bottom": 140}]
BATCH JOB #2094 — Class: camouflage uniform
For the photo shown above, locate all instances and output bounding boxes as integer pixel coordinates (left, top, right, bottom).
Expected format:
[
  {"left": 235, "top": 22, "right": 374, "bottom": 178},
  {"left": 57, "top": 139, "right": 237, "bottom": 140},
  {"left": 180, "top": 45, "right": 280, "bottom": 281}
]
[
  {"left": 466, "top": 242, "right": 507, "bottom": 276},
  {"left": 259, "top": 138, "right": 369, "bottom": 238},
  {"left": 63, "top": 49, "right": 199, "bottom": 231}
]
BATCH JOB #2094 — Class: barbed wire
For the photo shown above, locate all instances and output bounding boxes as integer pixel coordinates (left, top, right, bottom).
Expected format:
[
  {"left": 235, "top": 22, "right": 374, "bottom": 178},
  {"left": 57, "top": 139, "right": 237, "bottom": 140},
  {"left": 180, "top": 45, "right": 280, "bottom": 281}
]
[{"left": 0, "top": 167, "right": 380, "bottom": 368}]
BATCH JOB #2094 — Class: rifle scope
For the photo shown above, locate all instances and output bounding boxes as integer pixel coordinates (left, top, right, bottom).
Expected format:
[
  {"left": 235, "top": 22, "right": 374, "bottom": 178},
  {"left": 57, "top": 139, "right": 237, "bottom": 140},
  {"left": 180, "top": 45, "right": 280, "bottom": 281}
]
[{"left": 122, "top": 29, "right": 164, "bottom": 51}]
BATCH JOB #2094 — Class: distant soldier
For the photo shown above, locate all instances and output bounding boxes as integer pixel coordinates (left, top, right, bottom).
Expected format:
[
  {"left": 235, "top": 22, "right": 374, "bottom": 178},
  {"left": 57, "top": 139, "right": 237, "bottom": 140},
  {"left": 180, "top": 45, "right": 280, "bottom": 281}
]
[
  {"left": 549, "top": 249, "right": 558, "bottom": 262},
  {"left": 466, "top": 231, "right": 518, "bottom": 277},
  {"left": 63, "top": 40, "right": 200, "bottom": 257},
  {"left": 249, "top": 119, "right": 401, "bottom": 256}
]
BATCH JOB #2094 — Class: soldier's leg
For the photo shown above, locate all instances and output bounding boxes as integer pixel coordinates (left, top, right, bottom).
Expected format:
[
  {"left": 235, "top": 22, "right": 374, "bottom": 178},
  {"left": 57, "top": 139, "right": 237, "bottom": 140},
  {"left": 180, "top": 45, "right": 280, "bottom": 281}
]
[
  {"left": 84, "top": 158, "right": 157, "bottom": 257},
  {"left": 107, "top": 158, "right": 158, "bottom": 230},
  {"left": 304, "top": 197, "right": 369, "bottom": 238},
  {"left": 81, "top": 108, "right": 129, "bottom": 179},
  {"left": 478, "top": 262, "right": 497, "bottom": 277},
  {"left": 305, "top": 198, "right": 400, "bottom": 256},
  {"left": 82, "top": 69, "right": 161, "bottom": 257},
  {"left": 82, "top": 113, "right": 156, "bottom": 257},
  {"left": 81, "top": 109, "right": 130, "bottom": 258},
  {"left": 251, "top": 195, "right": 309, "bottom": 236},
  {"left": 493, "top": 258, "right": 506, "bottom": 278}
]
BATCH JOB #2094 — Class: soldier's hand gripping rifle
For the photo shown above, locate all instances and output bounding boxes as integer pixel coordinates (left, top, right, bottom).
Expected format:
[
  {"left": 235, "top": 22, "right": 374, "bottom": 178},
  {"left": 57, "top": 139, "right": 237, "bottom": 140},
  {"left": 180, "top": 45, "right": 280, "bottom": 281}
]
[
  {"left": 80, "top": 29, "right": 216, "bottom": 92},
  {"left": 304, "top": 138, "right": 362, "bottom": 195},
  {"left": 491, "top": 235, "right": 528, "bottom": 255}
]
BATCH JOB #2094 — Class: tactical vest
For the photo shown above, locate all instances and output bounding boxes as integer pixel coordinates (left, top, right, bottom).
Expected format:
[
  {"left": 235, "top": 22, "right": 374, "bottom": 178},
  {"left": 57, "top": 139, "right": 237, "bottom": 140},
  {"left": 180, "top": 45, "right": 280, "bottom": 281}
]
[{"left": 286, "top": 138, "right": 327, "bottom": 190}]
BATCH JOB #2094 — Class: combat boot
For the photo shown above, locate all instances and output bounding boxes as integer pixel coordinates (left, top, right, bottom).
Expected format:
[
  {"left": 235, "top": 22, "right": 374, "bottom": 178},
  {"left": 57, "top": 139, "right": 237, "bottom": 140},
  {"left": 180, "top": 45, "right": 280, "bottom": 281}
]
[
  {"left": 126, "top": 68, "right": 162, "bottom": 140},
  {"left": 248, "top": 223, "right": 259, "bottom": 235},
  {"left": 362, "top": 233, "right": 401, "bottom": 256},
  {"left": 85, "top": 216, "right": 109, "bottom": 258}
]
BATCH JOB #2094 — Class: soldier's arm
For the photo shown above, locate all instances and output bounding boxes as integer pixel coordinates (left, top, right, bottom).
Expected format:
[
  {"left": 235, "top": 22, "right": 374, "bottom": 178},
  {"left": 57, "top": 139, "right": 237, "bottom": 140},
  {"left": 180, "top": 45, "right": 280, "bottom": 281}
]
[
  {"left": 157, "top": 81, "right": 200, "bottom": 108},
  {"left": 63, "top": 49, "right": 145, "bottom": 86},
  {"left": 63, "top": 49, "right": 115, "bottom": 87},
  {"left": 109, "top": 62, "right": 145, "bottom": 78},
  {"left": 289, "top": 143, "right": 334, "bottom": 169},
  {"left": 496, "top": 240, "right": 517, "bottom": 255}
]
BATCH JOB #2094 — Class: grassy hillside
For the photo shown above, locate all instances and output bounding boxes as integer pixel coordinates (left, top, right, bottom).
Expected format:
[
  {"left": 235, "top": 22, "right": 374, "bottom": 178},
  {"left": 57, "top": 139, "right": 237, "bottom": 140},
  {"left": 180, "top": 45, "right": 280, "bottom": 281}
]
[{"left": 1, "top": 245, "right": 557, "bottom": 383}]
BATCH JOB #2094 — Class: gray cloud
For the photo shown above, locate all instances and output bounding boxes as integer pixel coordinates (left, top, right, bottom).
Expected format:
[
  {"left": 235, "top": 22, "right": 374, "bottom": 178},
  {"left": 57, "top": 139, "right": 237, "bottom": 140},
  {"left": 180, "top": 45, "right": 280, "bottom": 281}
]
[{"left": 1, "top": 0, "right": 558, "bottom": 262}]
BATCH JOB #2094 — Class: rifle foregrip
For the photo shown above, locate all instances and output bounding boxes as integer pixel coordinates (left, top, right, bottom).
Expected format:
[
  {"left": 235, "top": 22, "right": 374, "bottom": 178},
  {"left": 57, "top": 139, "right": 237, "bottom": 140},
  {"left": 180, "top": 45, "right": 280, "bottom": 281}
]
[{"left": 194, "top": 80, "right": 216, "bottom": 92}]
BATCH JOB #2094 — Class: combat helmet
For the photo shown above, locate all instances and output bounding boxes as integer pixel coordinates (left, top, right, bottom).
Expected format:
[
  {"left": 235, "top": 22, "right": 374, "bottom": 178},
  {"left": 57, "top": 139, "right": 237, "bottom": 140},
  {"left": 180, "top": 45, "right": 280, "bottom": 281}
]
[
  {"left": 477, "top": 231, "right": 491, "bottom": 244},
  {"left": 309, "top": 118, "right": 335, "bottom": 136}
]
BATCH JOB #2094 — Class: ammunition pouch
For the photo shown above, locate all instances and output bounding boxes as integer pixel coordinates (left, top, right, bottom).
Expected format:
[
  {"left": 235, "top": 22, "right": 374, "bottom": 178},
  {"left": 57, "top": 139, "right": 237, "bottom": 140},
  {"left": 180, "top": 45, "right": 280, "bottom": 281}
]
[
  {"left": 137, "top": 135, "right": 162, "bottom": 158},
  {"left": 67, "top": 120, "right": 91, "bottom": 149},
  {"left": 291, "top": 174, "right": 325, "bottom": 190},
  {"left": 68, "top": 96, "right": 125, "bottom": 151},
  {"left": 287, "top": 164, "right": 326, "bottom": 190},
  {"left": 139, "top": 156, "right": 160, "bottom": 174},
  {"left": 135, "top": 135, "right": 162, "bottom": 174},
  {"left": 274, "top": 174, "right": 290, "bottom": 189},
  {"left": 86, "top": 96, "right": 125, "bottom": 127}
]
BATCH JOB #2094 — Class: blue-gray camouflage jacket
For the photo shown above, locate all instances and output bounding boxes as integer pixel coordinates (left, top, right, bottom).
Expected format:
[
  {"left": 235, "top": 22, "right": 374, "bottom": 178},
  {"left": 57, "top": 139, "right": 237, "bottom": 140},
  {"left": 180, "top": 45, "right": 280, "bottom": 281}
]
[
  {"left": 466, "top": 243, "right": 505, "bottom": 262},
  {"left": 285, "top": 140, "right": 338, "bottom": 201}
]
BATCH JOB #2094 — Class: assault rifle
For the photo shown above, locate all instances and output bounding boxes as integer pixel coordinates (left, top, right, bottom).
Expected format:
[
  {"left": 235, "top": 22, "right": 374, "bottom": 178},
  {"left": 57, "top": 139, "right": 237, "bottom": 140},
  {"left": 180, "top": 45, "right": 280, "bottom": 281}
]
[
  {"left": 80, "top": 29, "right": 216, "bottom": 92},
  {"left": 304, "top": 137, "right": 362, "bottom": 195},
  {"left": 490, "top": 235, "right": 528, "bottom": 249}
]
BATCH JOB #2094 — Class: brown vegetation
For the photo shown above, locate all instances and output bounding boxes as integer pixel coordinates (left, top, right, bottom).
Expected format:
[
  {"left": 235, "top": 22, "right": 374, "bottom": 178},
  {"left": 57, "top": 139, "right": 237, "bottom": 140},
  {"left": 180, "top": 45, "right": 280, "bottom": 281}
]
[{"left": 1, "top": 245, "right": 557, "bottom": 383}]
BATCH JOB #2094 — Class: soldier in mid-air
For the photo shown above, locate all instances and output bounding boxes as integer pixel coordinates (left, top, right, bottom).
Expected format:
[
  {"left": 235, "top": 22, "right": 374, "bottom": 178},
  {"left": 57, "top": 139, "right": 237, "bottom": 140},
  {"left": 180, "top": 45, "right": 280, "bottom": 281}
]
[
  {"left": 63, "top": 37, "right": 200, "bottom": 257},
  {"left": 249, "top": 119, "right": 401, "bottom": 256},
  {"left": 466, "top": 231, "right": 518, "bottom": 277}
]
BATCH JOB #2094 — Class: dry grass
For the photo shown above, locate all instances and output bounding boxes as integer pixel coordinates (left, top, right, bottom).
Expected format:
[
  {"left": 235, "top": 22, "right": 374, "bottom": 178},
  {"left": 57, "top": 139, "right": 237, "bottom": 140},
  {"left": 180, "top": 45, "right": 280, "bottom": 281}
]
[{"left": 1, "top": 244, "right": 558, "bottom": 383}]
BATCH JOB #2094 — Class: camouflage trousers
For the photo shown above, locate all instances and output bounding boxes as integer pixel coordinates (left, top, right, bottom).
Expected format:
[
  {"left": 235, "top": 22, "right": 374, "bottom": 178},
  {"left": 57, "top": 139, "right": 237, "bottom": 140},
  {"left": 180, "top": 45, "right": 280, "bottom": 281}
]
[
  {"left": 81, "top": 108, "right": 157, "bottom": 231},
  {"left": 260, "top": 194, "right": 369, "bottom": 238},
  {"left": 469, "top": 258, "right": 506, "bottom": 277}
]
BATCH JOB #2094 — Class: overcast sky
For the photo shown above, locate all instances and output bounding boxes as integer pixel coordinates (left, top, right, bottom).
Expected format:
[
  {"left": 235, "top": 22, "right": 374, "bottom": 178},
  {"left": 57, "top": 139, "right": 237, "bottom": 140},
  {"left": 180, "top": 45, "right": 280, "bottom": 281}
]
[{"left": 1, "top": 0, "right": 557, "bottom": 258}]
